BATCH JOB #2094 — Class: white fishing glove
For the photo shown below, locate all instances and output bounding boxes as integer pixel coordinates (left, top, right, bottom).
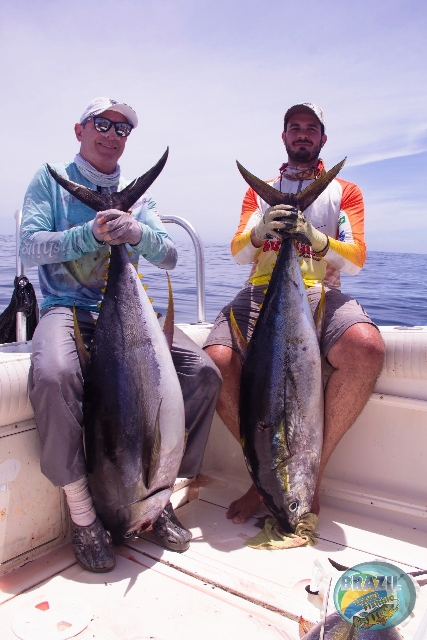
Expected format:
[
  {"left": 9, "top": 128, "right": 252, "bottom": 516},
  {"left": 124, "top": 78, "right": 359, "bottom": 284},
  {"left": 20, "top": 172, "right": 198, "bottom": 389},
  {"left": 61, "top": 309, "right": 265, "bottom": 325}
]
[
  {"left": 91, "top": 210, "right": 143, "bottom": 246},
  {"left": 260, "top": 205, "right": 329, "bottom": 254},
  {"left": 253, "top": 205, "right": 297, "bottom": 241}
]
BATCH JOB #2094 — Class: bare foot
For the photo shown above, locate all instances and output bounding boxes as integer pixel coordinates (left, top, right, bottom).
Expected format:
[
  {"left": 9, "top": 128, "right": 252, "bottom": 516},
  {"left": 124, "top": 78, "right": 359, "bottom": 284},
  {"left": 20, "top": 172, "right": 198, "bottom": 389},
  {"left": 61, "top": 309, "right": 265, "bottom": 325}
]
[{"left": 226, "top": 484, "right": 263, "bottom": 524}]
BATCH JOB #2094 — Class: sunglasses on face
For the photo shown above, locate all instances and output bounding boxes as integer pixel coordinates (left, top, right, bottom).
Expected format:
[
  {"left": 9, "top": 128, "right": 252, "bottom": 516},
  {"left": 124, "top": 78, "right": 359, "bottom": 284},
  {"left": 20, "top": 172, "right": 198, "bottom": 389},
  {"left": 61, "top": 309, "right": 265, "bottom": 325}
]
[{"left": 83, "top": 116, "right": 133, "bottom": 137}]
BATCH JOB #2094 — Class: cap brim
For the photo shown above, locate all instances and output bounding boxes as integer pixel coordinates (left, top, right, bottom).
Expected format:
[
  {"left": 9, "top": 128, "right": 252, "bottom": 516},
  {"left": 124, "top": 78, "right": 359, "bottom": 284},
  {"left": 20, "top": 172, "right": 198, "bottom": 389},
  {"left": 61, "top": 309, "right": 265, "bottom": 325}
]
[
  {"left": 98, "top": 104, "right": 138, "bottom": 128},
  {"left": 285, "top": 104, "right": 321, "bottom": 124}
]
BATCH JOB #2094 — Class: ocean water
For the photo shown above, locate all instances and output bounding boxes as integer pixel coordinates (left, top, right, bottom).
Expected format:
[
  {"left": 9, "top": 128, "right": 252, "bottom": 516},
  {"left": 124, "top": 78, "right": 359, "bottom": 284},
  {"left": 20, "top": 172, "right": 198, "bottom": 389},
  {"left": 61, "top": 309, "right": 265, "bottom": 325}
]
[{"left": 0, "top": 236, "right": 425, "bottom": 327}]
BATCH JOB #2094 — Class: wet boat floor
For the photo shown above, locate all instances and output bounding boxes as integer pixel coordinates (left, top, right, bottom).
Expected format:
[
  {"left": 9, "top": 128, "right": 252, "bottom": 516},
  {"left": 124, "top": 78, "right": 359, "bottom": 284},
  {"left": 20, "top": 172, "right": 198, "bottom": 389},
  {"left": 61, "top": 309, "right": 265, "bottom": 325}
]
[{"left": 1, "top": 474, "right": 426, "bottom": 640}]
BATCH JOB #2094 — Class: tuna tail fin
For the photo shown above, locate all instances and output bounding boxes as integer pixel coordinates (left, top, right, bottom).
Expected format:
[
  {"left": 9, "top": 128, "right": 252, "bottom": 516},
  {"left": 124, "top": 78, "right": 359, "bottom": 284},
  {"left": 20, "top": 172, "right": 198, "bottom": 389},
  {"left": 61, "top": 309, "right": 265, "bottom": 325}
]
[
  {"left": 230, "top": 307, "right": 248, "bottom": 361},
  {"left": 296, "top": 158, "right": 346, "bottom": 211},
  {"left": 114, "top": 148, "right": 169, "bottom": 212},
  {"left": 47, "top": 148, "right": 169, "bottom": 213},
  {"left": 72, "top": 305, "right": 90, "bottom": 378},
  {"left": 47, "top": 165, "right": 108, "bottom": 212},
  {"left": 236, "top": 161, "right": 298, "bottom": 207},
  {"left": 313, "top": 283, "right": 326, "bottom": 342},
  {"left": 236, "top": 158, "right": 346, "bottom": 211},
  {"left": 162, "top": 272, "right": 174, "bottom": 351}
]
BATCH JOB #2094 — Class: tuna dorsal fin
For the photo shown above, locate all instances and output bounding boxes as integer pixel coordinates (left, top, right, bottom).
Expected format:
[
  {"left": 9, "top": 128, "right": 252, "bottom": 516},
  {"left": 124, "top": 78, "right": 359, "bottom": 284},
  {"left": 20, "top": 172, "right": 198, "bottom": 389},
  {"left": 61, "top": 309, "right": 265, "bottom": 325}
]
[
  {"left": 72, "top": 305, "right": 90, "bottom": 378},
  {"left": 230, "top": 307, "right": 248, "bottom": 360},
  {"left": 162, "top": 272, "right": 174, "bottom": 351},
  {"left": 236, "top": 158, "right": 346, "bottom": 211},
  {"left": 47, "top": 148, "right": 169, "bottom": 213}
]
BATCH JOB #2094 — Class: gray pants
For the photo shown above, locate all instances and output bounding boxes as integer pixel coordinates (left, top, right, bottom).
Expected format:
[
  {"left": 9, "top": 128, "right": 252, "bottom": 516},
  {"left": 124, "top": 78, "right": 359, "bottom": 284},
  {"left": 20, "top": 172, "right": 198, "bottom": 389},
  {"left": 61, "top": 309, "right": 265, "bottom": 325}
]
[{"left": 30, "top": 307, "right": 222, "bottom": 487}]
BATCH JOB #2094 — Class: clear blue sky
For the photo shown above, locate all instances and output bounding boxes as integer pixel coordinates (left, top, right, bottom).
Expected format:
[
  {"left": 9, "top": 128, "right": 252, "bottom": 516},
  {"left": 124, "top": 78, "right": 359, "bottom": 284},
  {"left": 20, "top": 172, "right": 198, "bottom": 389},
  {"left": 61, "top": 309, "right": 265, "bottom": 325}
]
[{"left": 1, "top": 0, "right": 426, "bottom": 252}]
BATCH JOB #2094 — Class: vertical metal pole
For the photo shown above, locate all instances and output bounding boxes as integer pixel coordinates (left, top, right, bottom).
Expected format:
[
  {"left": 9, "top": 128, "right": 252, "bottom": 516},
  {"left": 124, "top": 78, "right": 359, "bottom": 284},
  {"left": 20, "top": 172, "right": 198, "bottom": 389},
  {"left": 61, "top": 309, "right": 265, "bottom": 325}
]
[
  {"left": 160, "top": 216, "right": 208, "bottom": 324},
  {"left": 14, "top": 209, "right": 27, "bottom": 342}
]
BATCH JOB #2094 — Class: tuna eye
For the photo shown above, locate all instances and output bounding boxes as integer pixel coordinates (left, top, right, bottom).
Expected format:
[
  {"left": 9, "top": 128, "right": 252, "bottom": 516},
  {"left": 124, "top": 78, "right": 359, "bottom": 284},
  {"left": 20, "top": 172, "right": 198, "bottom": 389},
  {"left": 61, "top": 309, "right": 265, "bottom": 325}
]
[{"left": 289, "top": 501, "right": 299, "bottom": 512}]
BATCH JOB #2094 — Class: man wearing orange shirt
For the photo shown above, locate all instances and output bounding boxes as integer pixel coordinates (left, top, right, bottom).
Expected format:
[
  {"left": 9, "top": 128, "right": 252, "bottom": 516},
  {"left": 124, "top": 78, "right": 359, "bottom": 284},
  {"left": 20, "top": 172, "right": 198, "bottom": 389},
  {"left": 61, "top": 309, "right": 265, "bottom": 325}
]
[{"left": 204, "top": 103, "right": 385, "bottom": 523}]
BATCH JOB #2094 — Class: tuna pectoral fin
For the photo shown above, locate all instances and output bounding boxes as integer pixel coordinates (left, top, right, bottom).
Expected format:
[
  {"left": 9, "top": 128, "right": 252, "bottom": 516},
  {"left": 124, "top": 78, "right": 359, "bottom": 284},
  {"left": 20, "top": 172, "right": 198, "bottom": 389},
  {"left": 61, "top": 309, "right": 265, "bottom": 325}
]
[
  {"left": 141, "top": 402, "right": 162, "bottom": 490},
  {"left": 162, "top": 273, "right": 174, "bottom": 351},
  {"left": 72, "top": 306, "right": 89, "bottom": 378},
  {"left": 313, "top": 283, "right": 326, "bottom": 342},
  {"left": 230, "top": 307, "right": 248, "bottom": 360}
]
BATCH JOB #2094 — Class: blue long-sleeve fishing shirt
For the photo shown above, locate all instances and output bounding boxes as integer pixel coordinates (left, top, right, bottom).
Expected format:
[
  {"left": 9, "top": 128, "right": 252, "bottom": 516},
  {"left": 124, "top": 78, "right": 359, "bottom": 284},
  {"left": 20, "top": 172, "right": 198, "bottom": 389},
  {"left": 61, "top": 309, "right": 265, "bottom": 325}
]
[{"left": 20, "top": 162, "right": 177, "bottom": 312}]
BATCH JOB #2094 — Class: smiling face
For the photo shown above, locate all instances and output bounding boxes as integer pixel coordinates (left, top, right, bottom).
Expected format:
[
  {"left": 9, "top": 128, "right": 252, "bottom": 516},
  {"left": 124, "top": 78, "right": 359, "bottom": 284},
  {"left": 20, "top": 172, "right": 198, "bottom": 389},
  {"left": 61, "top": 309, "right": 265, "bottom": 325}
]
[
  {"left": 74, "top": 109, "right": 129, "bottom": 174},
  {"left": 282, "top": 110, "right": 327, "bottom": 167}
]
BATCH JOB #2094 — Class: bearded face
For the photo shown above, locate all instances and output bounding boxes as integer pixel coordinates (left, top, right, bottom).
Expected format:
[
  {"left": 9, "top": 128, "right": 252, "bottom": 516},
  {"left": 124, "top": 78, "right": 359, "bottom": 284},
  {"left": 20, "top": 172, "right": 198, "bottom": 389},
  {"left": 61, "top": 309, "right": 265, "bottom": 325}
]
[
  {"left": 284, "top": 137, "right": 324, "bottom": 164},
  {"left": 282, "top": 111, "right": 327, "bottom": 165}
]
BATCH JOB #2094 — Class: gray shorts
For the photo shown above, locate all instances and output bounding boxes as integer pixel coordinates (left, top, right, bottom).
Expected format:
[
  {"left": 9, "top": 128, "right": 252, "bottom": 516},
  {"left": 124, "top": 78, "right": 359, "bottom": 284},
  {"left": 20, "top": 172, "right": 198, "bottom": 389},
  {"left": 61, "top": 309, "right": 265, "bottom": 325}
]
[{"left": 204, "top": 283, "right": 376, "bottom": 360}]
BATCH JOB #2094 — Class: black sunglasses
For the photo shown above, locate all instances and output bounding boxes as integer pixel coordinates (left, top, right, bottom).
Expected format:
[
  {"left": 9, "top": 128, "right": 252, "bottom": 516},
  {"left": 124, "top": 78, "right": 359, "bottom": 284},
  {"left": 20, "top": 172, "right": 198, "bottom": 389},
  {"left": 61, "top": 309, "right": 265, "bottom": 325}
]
[{"left": 83, "top": 116, "right": 133, "bottom": 138}]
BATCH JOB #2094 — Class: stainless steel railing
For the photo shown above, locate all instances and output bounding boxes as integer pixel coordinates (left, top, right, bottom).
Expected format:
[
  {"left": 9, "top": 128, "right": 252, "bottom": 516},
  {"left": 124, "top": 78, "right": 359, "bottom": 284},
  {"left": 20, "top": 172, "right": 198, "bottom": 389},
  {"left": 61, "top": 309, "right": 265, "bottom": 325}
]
[
  {"left": 14, "top": 209, "right": 27, "bottom": 342},
  {"left": 160, "top": 215, "right": 208, "bottom": 324},
  {"left": 14, "top": 212, "right": 208, "bottom": 341}
]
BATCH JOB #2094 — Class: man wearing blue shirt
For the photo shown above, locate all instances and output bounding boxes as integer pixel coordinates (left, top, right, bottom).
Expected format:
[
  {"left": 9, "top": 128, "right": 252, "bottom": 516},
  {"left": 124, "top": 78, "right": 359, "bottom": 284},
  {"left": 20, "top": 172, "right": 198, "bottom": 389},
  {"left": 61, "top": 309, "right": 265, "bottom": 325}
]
[{"left": 21, "top": 97, "right": 221, "bottom": 573}]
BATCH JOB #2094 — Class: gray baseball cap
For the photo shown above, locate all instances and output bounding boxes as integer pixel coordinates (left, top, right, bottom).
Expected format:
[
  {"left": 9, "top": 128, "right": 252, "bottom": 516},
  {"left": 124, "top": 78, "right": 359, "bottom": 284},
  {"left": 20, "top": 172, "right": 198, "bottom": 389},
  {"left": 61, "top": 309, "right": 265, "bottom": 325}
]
[{"left": 284, "top": 103, "right": 325, "bottom": 131}]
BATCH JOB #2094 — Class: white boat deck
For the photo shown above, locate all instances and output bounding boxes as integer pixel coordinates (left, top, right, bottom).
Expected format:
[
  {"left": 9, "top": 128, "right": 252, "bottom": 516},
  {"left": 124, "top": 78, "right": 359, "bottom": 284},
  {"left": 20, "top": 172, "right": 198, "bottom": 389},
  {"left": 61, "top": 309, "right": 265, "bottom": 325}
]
[
  {"left": 0, "top": 325, "right": 427, "bottom": 638},
  {"left": 0, "top": 470, "right": 426, "bottom": 640}
]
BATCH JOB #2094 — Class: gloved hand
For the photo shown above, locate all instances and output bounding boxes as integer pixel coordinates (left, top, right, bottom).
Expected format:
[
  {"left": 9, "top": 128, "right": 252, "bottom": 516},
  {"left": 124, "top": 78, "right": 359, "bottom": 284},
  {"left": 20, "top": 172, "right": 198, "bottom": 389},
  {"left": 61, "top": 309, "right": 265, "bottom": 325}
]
[
  {"left": 91, "top": 211, "right": 118, "bottom": 243},
  {"left": 91, "top": 210, "right": 143, "bottom": 246},
  {"left": 258, "top": 205, "right": 329, "bottom": 254},
  {"left": 253, "top": 205, "right": 298, "bottom": 241}
]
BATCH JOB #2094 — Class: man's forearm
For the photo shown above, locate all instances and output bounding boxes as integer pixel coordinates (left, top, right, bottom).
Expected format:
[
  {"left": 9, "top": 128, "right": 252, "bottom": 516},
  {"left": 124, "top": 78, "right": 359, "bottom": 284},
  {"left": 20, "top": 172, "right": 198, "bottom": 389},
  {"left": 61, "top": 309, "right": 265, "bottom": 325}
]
[
  {"left": 20, "top": 225, "right": 102, "bottom": 268},
  {"left": 250, "top": 228, "right": 264, "bottom": 248}
]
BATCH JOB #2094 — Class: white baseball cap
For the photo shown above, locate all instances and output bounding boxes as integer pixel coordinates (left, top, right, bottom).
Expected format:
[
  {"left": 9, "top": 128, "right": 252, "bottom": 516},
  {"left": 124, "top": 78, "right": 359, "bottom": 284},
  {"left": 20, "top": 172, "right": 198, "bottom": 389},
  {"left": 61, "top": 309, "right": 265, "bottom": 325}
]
[
  {"left": 79, "top": 97, "right": 138, "bottom": 128},
  {"left": 284, "top": 103, "right": 325, "bottom": 131}
]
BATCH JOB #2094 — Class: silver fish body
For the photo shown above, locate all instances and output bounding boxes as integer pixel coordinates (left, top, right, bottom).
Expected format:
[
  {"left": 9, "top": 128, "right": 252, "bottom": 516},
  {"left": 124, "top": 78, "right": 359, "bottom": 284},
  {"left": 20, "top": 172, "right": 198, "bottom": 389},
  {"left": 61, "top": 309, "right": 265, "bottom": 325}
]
[
  {"left": 240, "top": 238, "right": 323, "bottom": 532},
  {"left": 84, "top": 243, "right": 185, "bottom": 544}
]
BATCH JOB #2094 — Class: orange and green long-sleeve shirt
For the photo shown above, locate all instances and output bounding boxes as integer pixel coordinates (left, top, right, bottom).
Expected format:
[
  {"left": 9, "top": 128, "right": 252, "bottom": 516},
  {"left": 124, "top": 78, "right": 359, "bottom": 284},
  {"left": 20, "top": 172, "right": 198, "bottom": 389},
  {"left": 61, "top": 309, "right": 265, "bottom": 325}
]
[{"left": 231, "top": 163, "right": 366, "bottom": 289}]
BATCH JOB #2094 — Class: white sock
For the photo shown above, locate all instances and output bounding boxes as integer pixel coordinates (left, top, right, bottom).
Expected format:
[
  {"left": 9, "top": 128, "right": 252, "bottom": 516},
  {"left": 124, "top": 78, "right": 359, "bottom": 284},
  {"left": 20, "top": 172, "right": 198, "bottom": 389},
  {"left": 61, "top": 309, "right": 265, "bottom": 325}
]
[{"left": 63, "top": 476, "right": 97, "bottom": 527}]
